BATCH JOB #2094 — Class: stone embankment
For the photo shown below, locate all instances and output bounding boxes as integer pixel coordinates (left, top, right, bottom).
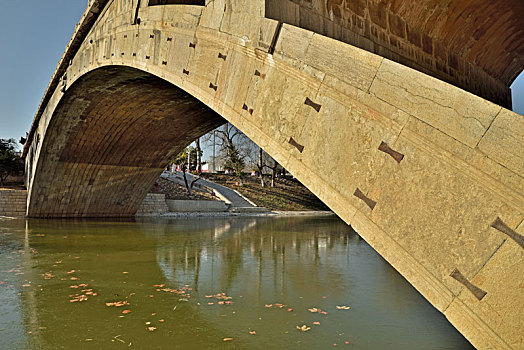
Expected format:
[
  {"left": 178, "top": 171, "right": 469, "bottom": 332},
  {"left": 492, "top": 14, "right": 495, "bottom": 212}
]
[
  {"left": 0, "top": 189, "right": 27, "bottom": 217},
  {"left": 136, "top": 193, "right": 169, "bottom": 216}
]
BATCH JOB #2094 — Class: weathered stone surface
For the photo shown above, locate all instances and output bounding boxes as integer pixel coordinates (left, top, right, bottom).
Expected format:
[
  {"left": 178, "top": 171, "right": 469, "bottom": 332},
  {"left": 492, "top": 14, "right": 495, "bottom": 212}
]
[
  {"left": 0, "top": 189, "right": 27, "bottom": 217},
  {"left": 370, "top": 59, "right": 502, "bottom": 148},
  {"left": 266, "top": 0, "right": 524, "bottom": 108},
  {"left": 478, "top": 109, "right": 524, "bottom": 176},
  {"left": 22, "top": 1, "right": 523, "bottom": 348},
  {"left": 136, "top": 193, "right": 169, "bottom": 215},
  {"left": 451, "top": 232, "right": 524, "bottom": 350}
]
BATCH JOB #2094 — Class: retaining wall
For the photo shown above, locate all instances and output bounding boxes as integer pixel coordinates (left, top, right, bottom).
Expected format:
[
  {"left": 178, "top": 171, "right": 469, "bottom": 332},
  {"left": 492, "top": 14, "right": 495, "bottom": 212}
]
[
  {"left": 136, "top": 193, "right": 168, "bottom": 216},
  {"left": 0, "top": 189, "right": 27, "bottom": 217}
]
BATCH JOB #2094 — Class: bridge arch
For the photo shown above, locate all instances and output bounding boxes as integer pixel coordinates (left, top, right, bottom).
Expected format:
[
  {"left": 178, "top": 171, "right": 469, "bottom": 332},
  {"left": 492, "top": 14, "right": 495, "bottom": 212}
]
[
  {"left": 23, "top": 1, "right": 523, "bottom": 348},
  {"left": 27, "top": 65, "right": 225, "bottom": 217}
]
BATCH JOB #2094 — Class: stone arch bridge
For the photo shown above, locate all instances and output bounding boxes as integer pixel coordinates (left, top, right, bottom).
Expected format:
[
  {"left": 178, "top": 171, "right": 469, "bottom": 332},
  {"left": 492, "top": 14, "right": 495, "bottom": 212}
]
[{"left": 22, "top": 1, "right": 523, "bottom": 348}]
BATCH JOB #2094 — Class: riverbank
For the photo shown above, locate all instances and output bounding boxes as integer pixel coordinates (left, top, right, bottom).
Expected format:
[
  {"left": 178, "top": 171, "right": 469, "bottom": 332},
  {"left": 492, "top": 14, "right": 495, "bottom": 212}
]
[{"left": 140, "top": 210, "right": 336, "bottom": 218}]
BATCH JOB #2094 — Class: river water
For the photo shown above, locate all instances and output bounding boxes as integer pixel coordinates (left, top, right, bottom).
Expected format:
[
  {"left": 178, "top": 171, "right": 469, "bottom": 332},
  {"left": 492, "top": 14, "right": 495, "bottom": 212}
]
[{"left": 0, "top": 216, "right": 473, "bottom": 349}]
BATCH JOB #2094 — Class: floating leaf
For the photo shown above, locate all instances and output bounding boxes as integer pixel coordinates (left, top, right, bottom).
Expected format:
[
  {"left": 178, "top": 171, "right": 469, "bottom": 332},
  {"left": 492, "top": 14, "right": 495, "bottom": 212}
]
[
  {"left": 121, "top": 310, "right": 131, "bottom": 314},
  {"left": 336, "top": 306, "right": 351, "bottom": 310},
  {"left": 223, "top": 338, "right": 233, "bottom": 341},
  {"left": 313, "top": 322, "right": 320, "bottom": 325},
  {"left": 249, "top": 331, "right": 256, "bottom": 335},
  {"left": 147, "top": 327, "right": 156, "bottom": 332},
  {"left": 296, "top": 325, "right": 311, "bottom": 332}
]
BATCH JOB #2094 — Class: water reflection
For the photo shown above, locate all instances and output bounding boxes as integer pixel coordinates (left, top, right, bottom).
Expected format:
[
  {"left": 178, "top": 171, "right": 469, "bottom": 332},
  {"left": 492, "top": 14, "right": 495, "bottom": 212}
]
[{"left": 0, "top": 217, "right": 473, "bottom": 349}]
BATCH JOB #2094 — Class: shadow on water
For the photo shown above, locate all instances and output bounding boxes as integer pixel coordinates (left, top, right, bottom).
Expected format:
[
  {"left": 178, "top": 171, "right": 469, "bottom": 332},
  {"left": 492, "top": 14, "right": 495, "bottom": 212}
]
[{"left": 0, "top": 216, "right": 473, "bottom": 349}]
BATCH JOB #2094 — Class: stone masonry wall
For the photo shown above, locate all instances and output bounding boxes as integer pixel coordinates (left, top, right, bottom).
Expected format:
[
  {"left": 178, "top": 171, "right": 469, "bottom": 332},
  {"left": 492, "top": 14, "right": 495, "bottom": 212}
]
[
  {"left": 0, "top": 189, "right": 27, "bottom": 217},
  {"left": 135, "top": 193, "right": 168, "bottom": 216}
]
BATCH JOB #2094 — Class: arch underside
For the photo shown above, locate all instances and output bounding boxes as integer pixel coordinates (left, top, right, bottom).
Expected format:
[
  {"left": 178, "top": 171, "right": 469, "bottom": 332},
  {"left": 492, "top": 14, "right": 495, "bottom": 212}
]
[
  {"left": 28, "top": 66, "right": 224, "bottom": 217},
  {"left": 266, "top": 0, "right": 524, "bottom": 108}
]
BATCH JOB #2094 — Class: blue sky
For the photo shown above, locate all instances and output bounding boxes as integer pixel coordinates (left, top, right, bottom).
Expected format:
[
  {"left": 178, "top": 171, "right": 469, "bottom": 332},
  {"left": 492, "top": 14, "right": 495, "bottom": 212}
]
[{"left": 1, "top": 1, "right": 523, "bottom": 149}]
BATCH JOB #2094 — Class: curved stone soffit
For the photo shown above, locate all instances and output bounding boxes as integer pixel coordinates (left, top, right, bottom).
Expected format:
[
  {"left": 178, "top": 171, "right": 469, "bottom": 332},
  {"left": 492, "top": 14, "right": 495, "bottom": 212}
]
[
  {"left": 27, "top": 66, "right": 225, "bottom": 217},
  {"left": 27, "top": 1, "right": 523, "bottom": 349},
  {"left": 266, "top": 0, "right": 524, "bottom": 109}
]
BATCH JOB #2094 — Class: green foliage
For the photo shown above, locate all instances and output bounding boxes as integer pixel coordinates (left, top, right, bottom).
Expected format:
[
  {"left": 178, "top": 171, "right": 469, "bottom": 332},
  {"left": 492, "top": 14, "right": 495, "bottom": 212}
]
[
  {"left": 171, "top": 146, "right": 202, "bottom": 171},
  {"left": 223, "top": 144, "right": 245, "bottom": 180},
  {"left": 0, "top": 139, "right": 24, "bottom": 186}
]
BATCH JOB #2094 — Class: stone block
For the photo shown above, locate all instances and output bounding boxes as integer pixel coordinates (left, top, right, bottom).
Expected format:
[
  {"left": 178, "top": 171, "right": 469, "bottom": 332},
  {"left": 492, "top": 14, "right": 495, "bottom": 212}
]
[
  {"left": 477, "top": 109, "right": 524, "bottom": 176},
  {"left": 370, "top": 59, "right": 501, "bottom": 148}
]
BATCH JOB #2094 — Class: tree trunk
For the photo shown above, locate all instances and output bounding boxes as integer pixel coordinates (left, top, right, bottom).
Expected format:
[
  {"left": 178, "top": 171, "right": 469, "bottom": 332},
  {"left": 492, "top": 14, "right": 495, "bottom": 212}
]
[
  {"left": 196, "top": 138, "right": 202, "bottom": 175},
  {"left": 258, "top": 147, "right": 265, "bottom": 187},
  {"left": 182, "top": 164, "right": 192, "bottom": 196},
  {"left": 271, "top": 168, "right": 276, "bottom": 187}
]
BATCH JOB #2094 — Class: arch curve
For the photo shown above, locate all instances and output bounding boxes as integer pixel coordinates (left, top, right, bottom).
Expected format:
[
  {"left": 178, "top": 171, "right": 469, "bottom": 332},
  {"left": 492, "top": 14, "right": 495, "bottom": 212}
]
[{"left": 29, "top": 66, "right": 225, "bottom": 217}]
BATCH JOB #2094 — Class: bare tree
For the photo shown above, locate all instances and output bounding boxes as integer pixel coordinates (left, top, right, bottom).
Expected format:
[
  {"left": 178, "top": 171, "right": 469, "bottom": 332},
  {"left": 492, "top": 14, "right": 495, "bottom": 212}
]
[
  {"left": 256, "top": 147, "right": 265, "bottom": 187},
  {"left": 263, "top": 153, "right": 281, "bottom": 187},
  {"left": 214, "top": 123, "right": 251, "bottom": 186},
  {"left": 195, "top": 137, "right": 202, "bottom": 174}
]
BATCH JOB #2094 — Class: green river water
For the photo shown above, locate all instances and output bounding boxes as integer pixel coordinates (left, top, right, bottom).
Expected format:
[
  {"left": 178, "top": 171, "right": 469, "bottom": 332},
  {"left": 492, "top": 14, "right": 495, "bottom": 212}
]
[{"left": 0, "top": 216, "right": 473, "bottom": 349}]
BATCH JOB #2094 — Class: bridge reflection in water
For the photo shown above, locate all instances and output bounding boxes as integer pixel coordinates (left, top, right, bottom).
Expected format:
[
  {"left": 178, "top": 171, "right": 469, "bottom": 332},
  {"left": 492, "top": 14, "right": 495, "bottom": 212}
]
[{"left": 0, "top": 217, "right": 472, "bottom": 349}]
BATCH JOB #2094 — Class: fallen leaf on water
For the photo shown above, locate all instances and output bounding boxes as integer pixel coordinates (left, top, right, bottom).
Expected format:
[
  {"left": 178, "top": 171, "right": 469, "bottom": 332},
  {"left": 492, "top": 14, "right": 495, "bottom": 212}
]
[
  {"left": 223, "top": 338, "right": 233, "bottom": 341},
  {"left": 308, "top": 308, "right": 318, "bottom": 313},
  {"left": 153, "top": 284, "right": 165, "bottom": 288},
  {"left": 249, "top": 331, "right": 256, "bottom": 335},
  {"left": 313, "top": 322, "right": 320, "bottom": 325},
  {"left": 122, "top": 272, "right": 128, "bottom": 274},
  {"left": 121, "top": 310, "right": 131, "bottom": 314},
  {"left": 287, "top": 308, "right": 293, "bottom": 312},
  {"left": 106, "top": 301, "right": 129, "bottom": 307},
  {"left": 152, "top": 313, "right": 156, "bottom": 316},
  {"left": 265, "top": 304, "right": 272, "bottom": 308},
  {"left": 147, "top": 327, "right": 156, "bottom": 332},
  {"left": 296, "top": 325, "right": 311, "bottom": 332},
  {"left": 159, "top": 319, "right": 164, "bottom": 323},
  {"left": 70, "top": 285, "right": 79, "bottom": 289},
  {"left": 145, "top": 322, "right": 151, "bottom": 325},
  {"left": 67, "top": 270, "right": 75, "bottom": 274},
  {"left": 208, "top": 302, "right": 214, "bottom": 305},
  {"left": 336, "top": 306, "right": 351, "bottom": 310},
  {"left": 70, "top": 277, "right": 78, "bottom": 280}
]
